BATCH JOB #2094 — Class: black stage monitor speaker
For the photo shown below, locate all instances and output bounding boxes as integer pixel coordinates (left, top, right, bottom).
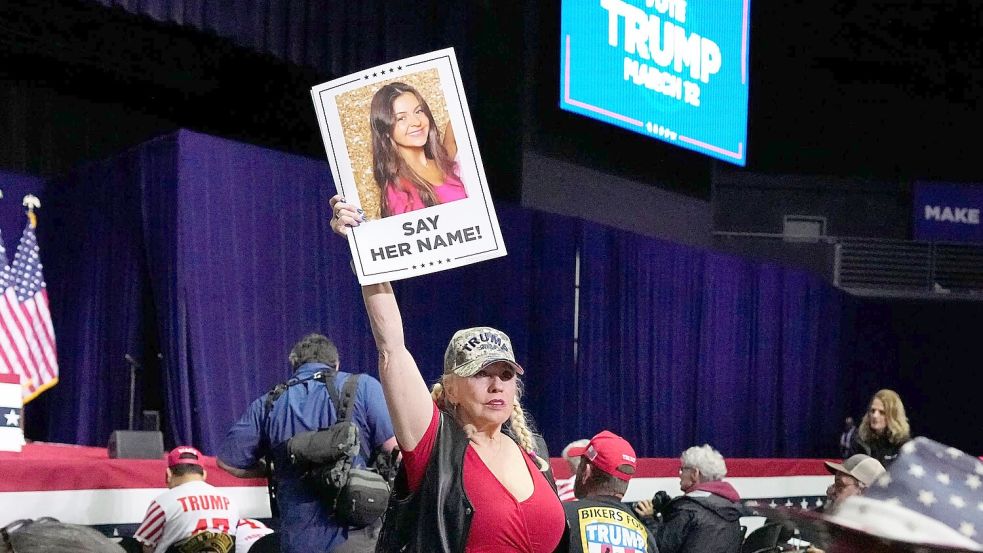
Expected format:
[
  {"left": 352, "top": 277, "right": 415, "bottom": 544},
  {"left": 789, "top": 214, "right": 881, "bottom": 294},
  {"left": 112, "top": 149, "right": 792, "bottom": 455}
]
[{"left": 108, "top": 430, "right": 164, "bottom": 459}]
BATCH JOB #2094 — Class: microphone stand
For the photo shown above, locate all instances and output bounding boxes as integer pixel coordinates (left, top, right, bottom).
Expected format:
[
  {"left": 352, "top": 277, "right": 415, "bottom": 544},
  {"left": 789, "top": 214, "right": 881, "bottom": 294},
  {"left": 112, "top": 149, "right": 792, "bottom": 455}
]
[{"left": 124, "top": 354, "right": 142, "bottom": 431}]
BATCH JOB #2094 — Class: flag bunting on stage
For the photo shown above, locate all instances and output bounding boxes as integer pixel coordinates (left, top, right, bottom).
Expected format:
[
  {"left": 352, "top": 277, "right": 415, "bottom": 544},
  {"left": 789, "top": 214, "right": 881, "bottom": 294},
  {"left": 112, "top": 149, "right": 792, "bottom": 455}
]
[{"left": 0, "top": 200, "right": 58, "bottom": 402}]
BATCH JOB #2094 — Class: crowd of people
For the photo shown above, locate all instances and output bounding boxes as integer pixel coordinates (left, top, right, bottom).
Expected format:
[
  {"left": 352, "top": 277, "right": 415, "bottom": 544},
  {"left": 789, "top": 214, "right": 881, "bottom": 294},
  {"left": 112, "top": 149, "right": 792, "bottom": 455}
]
[{"left": 5, "top": 198, "right": 979, "bottom": 553}]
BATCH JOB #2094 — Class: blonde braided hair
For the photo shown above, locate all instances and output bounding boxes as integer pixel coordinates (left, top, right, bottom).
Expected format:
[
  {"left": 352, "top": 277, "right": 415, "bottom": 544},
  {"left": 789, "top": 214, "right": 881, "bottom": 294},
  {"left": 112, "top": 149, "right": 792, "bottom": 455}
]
[
  {"left": 509, "top": 398, "right": 550, "bottom": 471},
  {"left": 431, "top": 376, "right": 549, "bottom": 471}
]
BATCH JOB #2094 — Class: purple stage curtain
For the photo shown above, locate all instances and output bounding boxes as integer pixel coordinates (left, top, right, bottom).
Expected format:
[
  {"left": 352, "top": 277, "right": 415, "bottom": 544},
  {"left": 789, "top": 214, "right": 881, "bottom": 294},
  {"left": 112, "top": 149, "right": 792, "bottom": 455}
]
[
  {"left": 572, "top": 224, "right": 854, "bottom": 458},
  {"left": 30, "top": 152, "right": 152, "bottom": 444},
  {"left": 32, "top": 128, "right": 964, "bottom": 458},
  {"left": 393, "top": 206, "right": 579, "bottom": 439},
  {"left": 140, "top": 131, "right": 346, "bottom": 451},
  {"left": 58, "top": 130, "right": 575, "bottom": 455}
]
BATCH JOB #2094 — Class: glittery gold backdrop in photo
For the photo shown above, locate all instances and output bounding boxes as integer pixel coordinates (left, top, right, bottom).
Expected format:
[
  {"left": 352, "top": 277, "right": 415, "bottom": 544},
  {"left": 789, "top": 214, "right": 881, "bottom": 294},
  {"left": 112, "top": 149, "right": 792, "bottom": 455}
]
[{"left": 336, "top": 69, "right": 449, "bottom": 220}]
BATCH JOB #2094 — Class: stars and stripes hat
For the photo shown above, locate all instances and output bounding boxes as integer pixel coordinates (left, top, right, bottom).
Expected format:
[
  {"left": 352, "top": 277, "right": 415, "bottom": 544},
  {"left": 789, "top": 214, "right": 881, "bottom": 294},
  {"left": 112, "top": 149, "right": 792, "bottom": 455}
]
[
  {"left": 826, "top": 437, "right": 983, "bottom": 550},
  {"left": 763, "top": 437, "right": 983, "bottom": 552}
]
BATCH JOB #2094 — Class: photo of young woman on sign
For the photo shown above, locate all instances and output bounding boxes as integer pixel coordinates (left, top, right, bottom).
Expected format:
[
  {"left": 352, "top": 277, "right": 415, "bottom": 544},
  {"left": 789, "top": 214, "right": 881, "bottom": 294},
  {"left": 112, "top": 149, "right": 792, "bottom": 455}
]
[{"left": 336, "top": 69, "right": 468, "bottom": 220}]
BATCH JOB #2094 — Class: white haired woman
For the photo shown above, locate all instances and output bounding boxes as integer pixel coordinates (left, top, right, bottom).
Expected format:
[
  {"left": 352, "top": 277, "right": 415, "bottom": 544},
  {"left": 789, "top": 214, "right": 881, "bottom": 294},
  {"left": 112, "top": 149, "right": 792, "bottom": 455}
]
[
  {"left": 638, "top": 444, "right": 747, "bottom": 553},
  {"left": 330, "top": 196, "right": 564, "bottom": 552}
]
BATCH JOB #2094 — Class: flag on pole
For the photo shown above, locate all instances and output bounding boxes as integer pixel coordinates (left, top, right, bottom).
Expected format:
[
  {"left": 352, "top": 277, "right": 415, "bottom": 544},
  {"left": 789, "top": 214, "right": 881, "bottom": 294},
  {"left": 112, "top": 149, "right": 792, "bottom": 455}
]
[{"left": 0, "top": 199, "right": 58, "bottom": 402}]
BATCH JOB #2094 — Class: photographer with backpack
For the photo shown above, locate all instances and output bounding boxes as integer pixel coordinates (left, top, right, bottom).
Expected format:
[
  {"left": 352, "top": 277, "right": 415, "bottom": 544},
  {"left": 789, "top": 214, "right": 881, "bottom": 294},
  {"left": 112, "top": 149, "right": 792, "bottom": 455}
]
[{"left": 217, "top": 333, "right": 397, "bottom": 553}]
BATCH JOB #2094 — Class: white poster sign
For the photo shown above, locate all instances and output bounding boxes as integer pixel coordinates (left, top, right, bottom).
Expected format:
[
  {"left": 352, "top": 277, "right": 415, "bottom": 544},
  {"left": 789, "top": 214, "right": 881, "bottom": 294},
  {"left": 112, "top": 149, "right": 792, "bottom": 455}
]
[{"left": 311, "top": 48, "right": 507, "bottom": 284}]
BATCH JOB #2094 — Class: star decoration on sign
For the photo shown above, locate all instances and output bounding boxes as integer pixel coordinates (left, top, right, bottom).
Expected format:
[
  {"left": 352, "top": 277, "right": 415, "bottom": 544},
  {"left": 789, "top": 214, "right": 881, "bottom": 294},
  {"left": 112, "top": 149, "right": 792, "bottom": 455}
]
[
  {"left": 3, "top": 409, "right": 19, "bottom": 426},
  {"left": 909, "top": 464, "right": 926, "bottom": 478},
  {"left": 938, "top": 472, "right": 952, "bottom": 485},
  {"left": 951, "top": 495, "right": 966, "bottom": 509},
  {"left": 960, "top": 522, "right": 977, "bottom": 538}
]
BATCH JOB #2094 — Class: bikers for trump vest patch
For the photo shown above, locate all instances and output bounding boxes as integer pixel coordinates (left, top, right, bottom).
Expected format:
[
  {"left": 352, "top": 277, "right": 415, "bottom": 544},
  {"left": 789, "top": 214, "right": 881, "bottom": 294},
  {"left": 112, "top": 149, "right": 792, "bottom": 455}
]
[{"left": 564, "top": 497, "right": 653, "bottom": 553}]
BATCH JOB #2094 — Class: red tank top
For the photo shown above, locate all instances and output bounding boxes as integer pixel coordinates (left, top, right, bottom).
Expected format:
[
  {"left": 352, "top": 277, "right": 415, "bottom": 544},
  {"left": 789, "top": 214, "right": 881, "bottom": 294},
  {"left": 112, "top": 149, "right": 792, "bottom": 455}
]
[{"left": 401, "top": 403, "right": 565, "bottom": 552}]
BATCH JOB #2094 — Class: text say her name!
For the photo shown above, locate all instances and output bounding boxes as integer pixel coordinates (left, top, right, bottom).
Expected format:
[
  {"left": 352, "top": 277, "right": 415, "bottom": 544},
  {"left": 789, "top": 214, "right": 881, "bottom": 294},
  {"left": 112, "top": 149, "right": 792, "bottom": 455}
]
[{"left": 370, "top": 215, "right": 483, "bottom": 260}]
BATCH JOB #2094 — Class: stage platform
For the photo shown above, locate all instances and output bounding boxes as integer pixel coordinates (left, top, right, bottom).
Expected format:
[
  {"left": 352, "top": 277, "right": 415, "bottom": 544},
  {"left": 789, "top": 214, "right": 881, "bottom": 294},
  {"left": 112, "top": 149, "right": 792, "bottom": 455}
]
[
  {"left": 2, "top": 442, "right": 834, "bottom": 534},
  {"left": 1, "top": 442, "right": 270, "bottom": 531}
]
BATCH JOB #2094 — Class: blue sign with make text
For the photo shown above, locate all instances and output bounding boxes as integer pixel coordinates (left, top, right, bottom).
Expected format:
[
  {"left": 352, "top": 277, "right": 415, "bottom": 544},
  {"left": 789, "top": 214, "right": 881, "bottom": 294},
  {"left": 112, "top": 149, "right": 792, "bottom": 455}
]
[
  {"left": 913, "top": 182, "right": 983, "bottom": 243},
  {"left": 560, "top": 0, "right": 751, "bottom": 165}
]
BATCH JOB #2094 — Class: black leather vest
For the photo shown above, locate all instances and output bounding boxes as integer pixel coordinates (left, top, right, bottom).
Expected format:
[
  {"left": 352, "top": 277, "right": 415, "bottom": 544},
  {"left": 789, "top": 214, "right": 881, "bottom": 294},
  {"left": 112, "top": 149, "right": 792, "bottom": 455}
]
[{"left": 374, "top": 411, "right": 555, "bottom": 553}]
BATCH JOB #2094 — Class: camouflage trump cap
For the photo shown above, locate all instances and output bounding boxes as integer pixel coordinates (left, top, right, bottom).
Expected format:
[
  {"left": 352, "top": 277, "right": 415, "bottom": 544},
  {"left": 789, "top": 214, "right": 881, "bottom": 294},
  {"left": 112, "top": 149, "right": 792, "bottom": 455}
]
[{"left": 443, "top": 327, "right": 524, "bottom": 377}]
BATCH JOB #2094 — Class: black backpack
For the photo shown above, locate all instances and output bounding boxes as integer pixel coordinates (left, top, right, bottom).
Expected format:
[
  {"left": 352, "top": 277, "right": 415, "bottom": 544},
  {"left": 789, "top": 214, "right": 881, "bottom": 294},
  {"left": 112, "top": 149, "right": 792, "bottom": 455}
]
[{"left": 267, "top": 371, "right": 391, "bottom": 528}]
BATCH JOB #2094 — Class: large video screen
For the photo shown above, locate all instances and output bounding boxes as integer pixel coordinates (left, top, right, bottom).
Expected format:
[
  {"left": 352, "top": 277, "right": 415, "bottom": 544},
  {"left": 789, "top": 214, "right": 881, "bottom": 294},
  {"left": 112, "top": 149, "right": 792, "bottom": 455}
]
[{"left": 560, "top": 0, "right": 751, "bottom": 166}]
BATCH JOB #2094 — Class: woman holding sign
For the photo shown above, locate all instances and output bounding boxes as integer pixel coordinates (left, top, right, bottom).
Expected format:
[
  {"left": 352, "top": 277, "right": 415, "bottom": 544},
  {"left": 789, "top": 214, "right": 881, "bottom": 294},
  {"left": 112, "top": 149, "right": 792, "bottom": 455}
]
[
  {"left": 370, "top": 82, "right": 468, "bottom": 217},
  {"left": 330, "top": 195, "right": 564, "bottom": 553}
]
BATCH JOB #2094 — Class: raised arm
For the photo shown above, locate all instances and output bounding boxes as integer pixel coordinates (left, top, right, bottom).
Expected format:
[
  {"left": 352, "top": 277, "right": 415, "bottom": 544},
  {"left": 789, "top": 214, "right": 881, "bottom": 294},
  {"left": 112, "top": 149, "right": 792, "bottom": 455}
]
[
  {"left": 361, "top": 282, "right": 433, "bottom": 450},
  {"left": 330, "top": 195, "right": 434, "bottom": 450}
]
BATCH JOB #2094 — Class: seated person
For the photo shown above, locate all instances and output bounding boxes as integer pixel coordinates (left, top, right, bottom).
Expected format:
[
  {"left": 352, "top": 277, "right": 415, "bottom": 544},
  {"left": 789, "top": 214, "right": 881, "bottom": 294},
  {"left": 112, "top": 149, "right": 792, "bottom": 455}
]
[
  {"left": 133, "top": 447, "right": 239, "bottom": 553},
  {"left": 823, "top": 454, "right": 886, "bottom": 513},
  {"left": 1, "top": 518, "right": 124, "bottom": 553},
  {"left": 636, "top": 444, "right": 747, "bottom": 553},
  {"left": 801, "top": 454, "right": 886, "bottom": 552}
]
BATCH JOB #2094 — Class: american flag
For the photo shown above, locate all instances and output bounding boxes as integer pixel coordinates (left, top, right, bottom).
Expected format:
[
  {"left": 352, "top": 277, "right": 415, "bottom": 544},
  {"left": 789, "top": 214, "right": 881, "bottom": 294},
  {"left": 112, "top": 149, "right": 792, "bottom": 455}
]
[{"left": 0, "top": 220, "right": 58, "bottom": 401}]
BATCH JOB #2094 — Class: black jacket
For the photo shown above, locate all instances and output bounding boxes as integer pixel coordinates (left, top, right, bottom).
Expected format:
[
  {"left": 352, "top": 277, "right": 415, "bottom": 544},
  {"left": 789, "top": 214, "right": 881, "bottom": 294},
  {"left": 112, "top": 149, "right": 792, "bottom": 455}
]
[
  {"left": 375, "top": 411, "right": 556, "bottom": 553},
  {"left": 560, "top": 496, "right": 658, "bottom": 553},
  {"left": 654, "top": 487, "right": 746, "bottom": 553},
  {"left": 847, "top": 431, "right": 905, "bottom": 466}
]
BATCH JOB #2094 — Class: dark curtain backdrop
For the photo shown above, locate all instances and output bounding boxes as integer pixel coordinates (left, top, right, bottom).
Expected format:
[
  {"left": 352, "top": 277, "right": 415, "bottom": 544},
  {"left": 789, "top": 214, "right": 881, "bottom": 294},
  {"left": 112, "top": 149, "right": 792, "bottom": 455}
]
[
  {"left": 0, "top": 171, "right": 45, "bottom": 259},
  {"left": 88, "top": 0, "right": 471, "bottom": 74},
  {"left": 837, "top": 299, "right": 983, "bottom": 455},
  {"left": 393, "top": 207, "right": 579, "bottom": 443},
  {"left": 25, "top": 129, "right": 979, "bottom": 457},
  {"left": 29, "top": 154, "right": 151, "bottom": 444},
  {"left": 83, "top": 0, "right": 526, "bottom": 202},
  {"left": 573, "top": 226, "right": 852, "bottom": 458},
  {"left": 144, "top": 131, "right": 345, "bottom": 450}
]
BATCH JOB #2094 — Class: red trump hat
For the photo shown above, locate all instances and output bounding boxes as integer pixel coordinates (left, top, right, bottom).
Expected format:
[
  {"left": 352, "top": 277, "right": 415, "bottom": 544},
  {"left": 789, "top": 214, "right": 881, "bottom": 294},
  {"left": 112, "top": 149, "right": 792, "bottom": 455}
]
[
  {"left": 566, "top": 430, "right": 637, "bottom": 481},
  {"left": 167, "top": 446, "right": 204, "bottom": 468}
]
